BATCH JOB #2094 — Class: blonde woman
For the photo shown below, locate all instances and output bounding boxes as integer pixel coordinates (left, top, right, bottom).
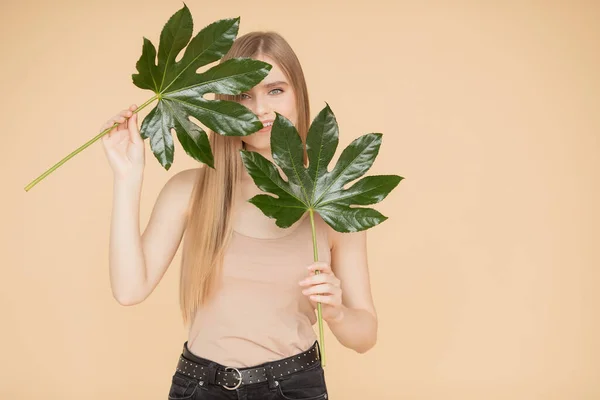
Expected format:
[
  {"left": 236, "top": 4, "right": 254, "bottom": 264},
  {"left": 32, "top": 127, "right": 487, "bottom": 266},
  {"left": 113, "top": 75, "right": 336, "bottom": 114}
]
[{"left": 101, "top": 31, "right": 377, "bottom": 400}]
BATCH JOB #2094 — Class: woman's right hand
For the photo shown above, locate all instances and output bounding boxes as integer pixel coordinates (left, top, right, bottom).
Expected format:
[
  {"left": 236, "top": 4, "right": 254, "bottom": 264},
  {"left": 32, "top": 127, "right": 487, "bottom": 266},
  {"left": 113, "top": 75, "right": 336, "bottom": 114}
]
[{"left": 101, "top": 104, "right": 145, "bottom": 181}]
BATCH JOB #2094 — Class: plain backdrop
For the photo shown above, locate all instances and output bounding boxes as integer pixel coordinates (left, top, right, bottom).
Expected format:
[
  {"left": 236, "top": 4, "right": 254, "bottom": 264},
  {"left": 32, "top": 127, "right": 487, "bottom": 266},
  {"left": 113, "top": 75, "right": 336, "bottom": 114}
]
[{"left": 3, "top": 0, "right": 599, "bottom": 398}]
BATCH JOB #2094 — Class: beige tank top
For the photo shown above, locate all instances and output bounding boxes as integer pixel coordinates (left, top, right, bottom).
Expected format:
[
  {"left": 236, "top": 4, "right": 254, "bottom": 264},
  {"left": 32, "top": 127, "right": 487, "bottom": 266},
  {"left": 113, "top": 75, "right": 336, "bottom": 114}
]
[{"left": 186, "top": 212, "right": 331, "bottom": 368}]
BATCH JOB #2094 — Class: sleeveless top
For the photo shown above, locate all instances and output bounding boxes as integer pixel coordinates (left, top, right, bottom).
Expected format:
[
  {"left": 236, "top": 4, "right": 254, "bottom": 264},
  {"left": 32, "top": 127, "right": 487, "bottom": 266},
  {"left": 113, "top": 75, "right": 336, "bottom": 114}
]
[{"left": 186, "top": 212, "right": 331, "bottom": 368}]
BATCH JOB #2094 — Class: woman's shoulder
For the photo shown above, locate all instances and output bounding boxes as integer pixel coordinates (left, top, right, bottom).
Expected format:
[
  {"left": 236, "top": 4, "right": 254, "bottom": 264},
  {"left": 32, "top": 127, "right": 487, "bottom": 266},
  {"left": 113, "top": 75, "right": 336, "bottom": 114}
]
[
  {"left": 174, "top": 167, "right": 202, "bottom": 184},
  {"left": 165, "top": 167, "right": 201, "bottom": 192},
  {"left": 157, "top": 168, "right": 202, "bottom": 211}
]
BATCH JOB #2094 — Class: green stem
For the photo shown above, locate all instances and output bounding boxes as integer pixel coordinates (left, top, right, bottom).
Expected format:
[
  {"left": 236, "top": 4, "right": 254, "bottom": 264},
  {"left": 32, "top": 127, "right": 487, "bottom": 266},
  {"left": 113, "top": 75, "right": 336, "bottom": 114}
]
[
  {"left": 24, "top": 94, "right": 159, "bottom": 192},
  {"left": 309, "top": 208, "right": 326, "bottom": 367}
]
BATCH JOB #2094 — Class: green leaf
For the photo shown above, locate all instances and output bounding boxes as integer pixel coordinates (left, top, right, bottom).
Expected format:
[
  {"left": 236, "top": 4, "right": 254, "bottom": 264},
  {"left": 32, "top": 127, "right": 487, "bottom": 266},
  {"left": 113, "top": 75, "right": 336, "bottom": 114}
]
[
  {"left": 131, "top": 4, "right": 272, "bottom": 170},
  {"left": 22, "top": 7, "right": 272, "bottom": 192},
  {"left": 320, "top": 175, "right": 402, "bottom": 206},
  {"left": 239, "top": 103, "right": 404, "bottom": 367},
  {"left": 270, "top": 112, "right": 314, "bottom": 202},
  {"left": 240, "top": 103, "right": 404, "bottom": 233},
  {"left": 317, "top": 203, "right": 389, "bottom": 233}
]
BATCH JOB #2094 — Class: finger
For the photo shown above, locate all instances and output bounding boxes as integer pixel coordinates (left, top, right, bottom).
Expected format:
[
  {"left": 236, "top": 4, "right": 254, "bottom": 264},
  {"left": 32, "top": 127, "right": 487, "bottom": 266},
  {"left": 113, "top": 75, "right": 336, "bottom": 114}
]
[
  {"left": 119, "top": 109, "right": 134, "bottom": 131},
  {"left": 116, "top": 115, "right": 128, "bottom": 131},
  {"left": 102, "top": 121, "right": 120, "bottom": 138},
  {"left": 302, "top": 283, "right": 338, "bottom": 296},
  {"left": 309, "top": 294, "right": 339, "bottom": 305},
  {"left": 299, "top": 274, "right": 325, "bottom": 286},
  {"left": 128, "top": 112, "right": 141, "bottom": 144},
  {"left": 299, "top": 273, "right": 339, "bottom": 287},
  {"left": 308, "top": 262, "right": 332, "bottom": 274},
  {"left": 102, "top": 110, "right": 129, "bottom": 136},
  {"left": 100, "top": 118, "right": 118, "bottom": 131},
  {"left": 106, "top": 115, "right": 125, "bottom": 127}
]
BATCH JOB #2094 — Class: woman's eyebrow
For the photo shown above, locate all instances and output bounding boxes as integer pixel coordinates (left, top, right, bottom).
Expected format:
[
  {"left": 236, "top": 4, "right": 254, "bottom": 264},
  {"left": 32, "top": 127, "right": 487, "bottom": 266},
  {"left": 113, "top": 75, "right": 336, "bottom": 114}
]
[{"left": 263, "top": 80, "right": 289, "bottom": 88}]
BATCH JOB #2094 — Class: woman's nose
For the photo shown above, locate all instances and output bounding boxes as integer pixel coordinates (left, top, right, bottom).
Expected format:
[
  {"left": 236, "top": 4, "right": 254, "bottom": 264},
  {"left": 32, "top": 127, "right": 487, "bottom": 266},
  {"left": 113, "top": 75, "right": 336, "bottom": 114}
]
[{"left": 253, "top": 96, "right": 269, "bottom": 116}]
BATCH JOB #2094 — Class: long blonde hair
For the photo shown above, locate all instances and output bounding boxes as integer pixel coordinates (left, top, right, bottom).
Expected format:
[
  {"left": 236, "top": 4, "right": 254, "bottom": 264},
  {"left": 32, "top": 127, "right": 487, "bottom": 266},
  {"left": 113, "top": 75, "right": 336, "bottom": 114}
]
[{"left": 179, "top": 31, "right": 311, "bottom": 328}]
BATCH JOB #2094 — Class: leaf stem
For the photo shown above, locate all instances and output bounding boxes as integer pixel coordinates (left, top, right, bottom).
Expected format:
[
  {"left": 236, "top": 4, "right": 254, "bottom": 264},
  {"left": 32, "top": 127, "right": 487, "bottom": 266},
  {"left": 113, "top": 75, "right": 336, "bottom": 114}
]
[
  {"left": 24, "top": 94, "right": 159, "bottom": 191},
  {"left": 309, "top": 208, "right": 326, "bottom": 367}
]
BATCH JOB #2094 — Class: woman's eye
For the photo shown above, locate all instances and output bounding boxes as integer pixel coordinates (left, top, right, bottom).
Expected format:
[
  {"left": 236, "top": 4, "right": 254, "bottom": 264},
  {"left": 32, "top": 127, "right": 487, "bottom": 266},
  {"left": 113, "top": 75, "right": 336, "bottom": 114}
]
[{"left": 240, "top": 89, "right": 281, "bottom": 99}]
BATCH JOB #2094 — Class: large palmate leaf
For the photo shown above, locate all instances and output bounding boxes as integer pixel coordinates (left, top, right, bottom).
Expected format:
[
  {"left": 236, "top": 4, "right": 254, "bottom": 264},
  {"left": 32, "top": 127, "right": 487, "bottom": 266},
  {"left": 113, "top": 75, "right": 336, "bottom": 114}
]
[
  {"left": 24, "top": 5, "right": 271, "bottom": 191},
  {"left": 131, "top": 4, "right": 271, "bottom": 170},
  {"left": 240, "top": 103, "right": 403, "bottom": 233},
  {"left": 240, "top": 103, "right": 403, "bottom": 367}
]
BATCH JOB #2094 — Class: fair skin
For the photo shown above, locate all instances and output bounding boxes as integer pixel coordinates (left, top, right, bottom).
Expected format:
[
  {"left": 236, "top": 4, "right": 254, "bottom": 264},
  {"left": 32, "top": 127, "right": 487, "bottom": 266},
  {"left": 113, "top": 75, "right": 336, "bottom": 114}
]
[
  {"left": 101, "top": 55, "right": 377, "bottom": 354},
  {"left": 238, "top": 54, "right": 298, "bottom": 163},
  {"left": 236, "top": 54, "right": 378, "bottom": 353}
]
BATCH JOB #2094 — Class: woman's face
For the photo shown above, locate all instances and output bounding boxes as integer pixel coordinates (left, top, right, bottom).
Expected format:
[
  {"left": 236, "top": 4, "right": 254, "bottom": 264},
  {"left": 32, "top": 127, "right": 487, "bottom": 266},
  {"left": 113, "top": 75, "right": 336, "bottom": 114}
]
[{"left": 238, "top": 54, "right": 297, "bottom": 151}]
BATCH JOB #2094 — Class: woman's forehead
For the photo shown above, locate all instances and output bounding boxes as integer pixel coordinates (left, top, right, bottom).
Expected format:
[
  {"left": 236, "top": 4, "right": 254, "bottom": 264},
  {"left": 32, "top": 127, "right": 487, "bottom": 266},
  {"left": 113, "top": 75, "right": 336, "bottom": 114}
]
[
  {"left": 245, "top": 56, "right": 289, "bottom": 90},
  {"left": 254, "top": 54, "right": 287, "bottom": 80}
]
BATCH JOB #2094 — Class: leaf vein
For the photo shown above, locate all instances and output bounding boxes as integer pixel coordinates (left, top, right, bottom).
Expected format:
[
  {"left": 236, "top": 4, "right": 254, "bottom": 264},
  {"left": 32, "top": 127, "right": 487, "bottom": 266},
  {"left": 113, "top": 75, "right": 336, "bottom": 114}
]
[
  {"left": 162, "top": 100, "right": 212, "bottom": 162},
  {"left": 159, "top": 19, "right": 187, "bottom": 92},
  {"left": 314, "top": 137, "right": 377, "bottom": 205}
]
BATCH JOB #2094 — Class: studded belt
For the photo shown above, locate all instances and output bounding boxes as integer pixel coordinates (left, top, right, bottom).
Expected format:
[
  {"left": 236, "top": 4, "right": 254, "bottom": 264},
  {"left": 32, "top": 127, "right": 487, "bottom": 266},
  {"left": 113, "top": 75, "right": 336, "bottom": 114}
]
[{"left": 175, "top": 340, "right": 321, "bottom": 390}]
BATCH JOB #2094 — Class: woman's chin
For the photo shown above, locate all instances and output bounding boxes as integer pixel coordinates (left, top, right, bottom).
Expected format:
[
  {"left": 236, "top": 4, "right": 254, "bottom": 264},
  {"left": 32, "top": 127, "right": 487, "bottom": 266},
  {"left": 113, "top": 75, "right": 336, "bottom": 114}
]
[{"left": 242, "top": 135, "right": 271, "bottom": 151}]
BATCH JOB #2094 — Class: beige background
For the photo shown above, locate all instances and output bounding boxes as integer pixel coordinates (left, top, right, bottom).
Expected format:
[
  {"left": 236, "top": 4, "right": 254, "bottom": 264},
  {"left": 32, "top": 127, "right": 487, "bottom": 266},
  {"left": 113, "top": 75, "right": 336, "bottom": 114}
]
[{"left": 2, "top": 0, "right": 599, "bottom": 398}]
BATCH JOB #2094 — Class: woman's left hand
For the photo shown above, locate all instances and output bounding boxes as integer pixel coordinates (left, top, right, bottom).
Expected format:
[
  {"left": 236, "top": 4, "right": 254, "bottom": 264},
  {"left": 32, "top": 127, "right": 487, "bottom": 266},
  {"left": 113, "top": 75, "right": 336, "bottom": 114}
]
[{"left": 299, "top": 262, "right": 345, "bottom": 323}]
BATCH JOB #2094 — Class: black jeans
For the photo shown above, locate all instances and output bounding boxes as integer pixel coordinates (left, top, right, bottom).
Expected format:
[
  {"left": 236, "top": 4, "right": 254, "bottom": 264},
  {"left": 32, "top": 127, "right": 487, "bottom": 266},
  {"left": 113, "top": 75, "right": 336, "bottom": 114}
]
[{"left": 168, "top": 340, "right": 329, "bottom": 400}]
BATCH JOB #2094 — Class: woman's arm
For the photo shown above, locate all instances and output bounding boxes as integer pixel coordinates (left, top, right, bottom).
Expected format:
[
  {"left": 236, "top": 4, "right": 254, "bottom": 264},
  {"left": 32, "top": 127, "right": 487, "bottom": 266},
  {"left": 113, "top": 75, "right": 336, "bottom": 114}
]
[
  {"left": 328, "top": 229, "right": 377, "bottom": 353},
  {"left": 109, "top": 168, "right": 197, "bottom": 305},
  {"left": 300, "top": 229, "right": 378, "bottom": 353}
]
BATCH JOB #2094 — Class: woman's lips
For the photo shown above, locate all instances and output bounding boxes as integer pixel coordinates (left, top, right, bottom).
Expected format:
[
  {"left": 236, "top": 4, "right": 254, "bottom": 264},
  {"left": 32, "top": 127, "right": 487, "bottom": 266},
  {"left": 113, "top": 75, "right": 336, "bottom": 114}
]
[{"left": 258, "top": 121, "right": 273, "bottom": 133}]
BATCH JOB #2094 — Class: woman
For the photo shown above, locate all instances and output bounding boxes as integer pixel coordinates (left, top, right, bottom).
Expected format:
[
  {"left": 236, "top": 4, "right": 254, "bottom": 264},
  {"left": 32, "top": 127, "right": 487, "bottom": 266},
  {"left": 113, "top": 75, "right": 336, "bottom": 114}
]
[{"left": 101, "top": 31, "right": 377, "bottom": 400}]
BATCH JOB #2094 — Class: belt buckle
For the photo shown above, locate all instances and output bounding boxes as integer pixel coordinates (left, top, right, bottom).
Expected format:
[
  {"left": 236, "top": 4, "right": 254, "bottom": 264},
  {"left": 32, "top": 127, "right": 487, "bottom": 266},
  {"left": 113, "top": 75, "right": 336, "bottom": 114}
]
[{"left": 222, "top": 366, "right": 242, "bottom": 390}]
